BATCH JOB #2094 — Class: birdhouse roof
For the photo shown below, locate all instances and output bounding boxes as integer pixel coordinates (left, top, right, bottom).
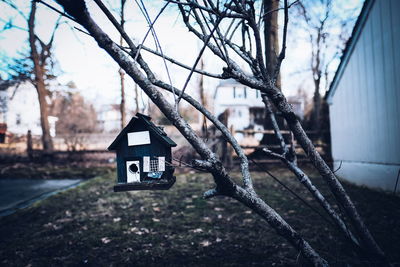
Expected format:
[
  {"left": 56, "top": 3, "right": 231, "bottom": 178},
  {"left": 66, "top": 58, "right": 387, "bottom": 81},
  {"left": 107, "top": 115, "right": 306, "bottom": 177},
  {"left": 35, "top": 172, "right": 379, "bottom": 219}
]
[{"left": 108, "top": 113, "right": 177, "bottom": 151}]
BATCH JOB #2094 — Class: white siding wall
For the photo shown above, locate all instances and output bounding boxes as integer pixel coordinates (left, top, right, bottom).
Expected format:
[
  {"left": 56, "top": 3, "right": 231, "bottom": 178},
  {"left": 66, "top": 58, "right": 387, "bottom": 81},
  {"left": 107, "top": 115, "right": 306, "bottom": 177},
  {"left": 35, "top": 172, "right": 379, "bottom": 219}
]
[
  {"left": 7, "top": 83, "right": 42, "bottom": 135},
  {"left": 329, "top": 0, "right": 400, "bottom": 191},
  {"left": 214, "top": 85, "right": 264, "bottom": 128},
  {"left": 214, "top": 84, "right": 264, "bottom": 142}
]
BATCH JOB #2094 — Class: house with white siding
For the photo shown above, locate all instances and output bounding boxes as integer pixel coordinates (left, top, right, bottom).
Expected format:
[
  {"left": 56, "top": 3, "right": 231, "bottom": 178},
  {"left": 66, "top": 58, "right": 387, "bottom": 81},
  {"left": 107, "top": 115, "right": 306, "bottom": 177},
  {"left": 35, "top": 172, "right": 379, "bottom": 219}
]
[
  {"left": 214, "top": 79, "right": 305, "bottom": 142},
  {"left": 326, "top": 0, "right": 400, "bottom": 192},
  {"left": 0, "top": 80, "right": 58, "bottom": 139},
  {"left": 214, "top": 79, "right": 265, "bottom": 141}
]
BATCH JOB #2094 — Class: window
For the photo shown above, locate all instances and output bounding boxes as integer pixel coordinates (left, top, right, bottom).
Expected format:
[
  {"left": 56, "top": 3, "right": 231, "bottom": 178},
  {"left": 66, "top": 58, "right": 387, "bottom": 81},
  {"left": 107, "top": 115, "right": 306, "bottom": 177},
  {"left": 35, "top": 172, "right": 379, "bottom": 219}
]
[
  {"left": 150, "top": 159, "right": 159, "bottom": 172},
  {"left": 143, "top": 156, "right": 165, "bottom": 172},
  {"left": 16, "top": 114, "right": 21, "bottom": 125},
  {"left": 243, "top": 87, "right": 247, "bottom": 98},
  {"left": 233, "top": 87, "right": 236, "bottom": 98}
]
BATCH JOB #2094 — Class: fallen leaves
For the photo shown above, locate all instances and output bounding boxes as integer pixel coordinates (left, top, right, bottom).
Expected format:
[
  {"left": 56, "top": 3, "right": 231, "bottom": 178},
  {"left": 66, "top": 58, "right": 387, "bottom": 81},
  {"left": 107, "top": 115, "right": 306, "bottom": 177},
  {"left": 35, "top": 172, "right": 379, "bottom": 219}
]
[
  {"left": 199, "top": 240, "right": 211, "bottom": 247},
  {"left": 101, "top": 237, "right": 111, "bottom": 244},
  {"left": 128, "top": 227, "right": 150, "bottom": 235},
  {"left": 43, "top": 222, "right": 62, "bottom": 231},
  {"left": 202, "top": 216, "right": 212, "bottom": 223}
]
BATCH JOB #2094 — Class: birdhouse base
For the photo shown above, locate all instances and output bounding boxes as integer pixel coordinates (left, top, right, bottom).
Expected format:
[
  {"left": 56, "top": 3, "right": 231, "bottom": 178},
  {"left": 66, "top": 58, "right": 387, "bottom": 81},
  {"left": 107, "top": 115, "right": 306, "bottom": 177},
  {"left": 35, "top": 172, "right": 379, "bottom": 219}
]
[{"left": 113, "top": 176, "right": 176, "bottom": 192}]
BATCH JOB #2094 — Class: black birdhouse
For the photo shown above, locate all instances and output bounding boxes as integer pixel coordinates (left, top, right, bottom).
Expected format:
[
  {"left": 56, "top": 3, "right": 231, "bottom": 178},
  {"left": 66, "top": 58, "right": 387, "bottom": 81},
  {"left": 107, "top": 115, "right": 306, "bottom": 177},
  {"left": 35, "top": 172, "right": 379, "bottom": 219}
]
[{"left": 108, "top": 113, "right": 177, "bottom": 192}]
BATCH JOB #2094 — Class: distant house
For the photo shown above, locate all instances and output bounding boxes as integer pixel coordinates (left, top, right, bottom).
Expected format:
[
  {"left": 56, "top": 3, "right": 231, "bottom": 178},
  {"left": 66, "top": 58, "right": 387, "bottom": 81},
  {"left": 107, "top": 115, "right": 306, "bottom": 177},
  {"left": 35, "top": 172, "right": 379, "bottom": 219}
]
[
  {"left": 214, "top": 79, "right": 265, "bottom": 141},
  {"left": 214, "top": 79, "right": 304, "bottom": 142},
  {"left": 97, "top": 104, "right": 123, "bottom": 133},
  {"left": 326, "top": 0, "right": 400, "bottom": 191},
  {"left": 0, "top": 80, "right": 57, "bottom": 139},
  {"left": 287, "top": 95, "right": 304, "bottom": 121}
]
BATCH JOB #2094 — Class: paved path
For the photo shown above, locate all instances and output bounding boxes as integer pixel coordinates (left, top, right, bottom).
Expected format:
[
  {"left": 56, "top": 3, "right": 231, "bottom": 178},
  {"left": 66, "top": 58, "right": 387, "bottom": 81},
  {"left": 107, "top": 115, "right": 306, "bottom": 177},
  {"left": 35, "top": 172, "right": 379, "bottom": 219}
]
[{"left": 0, "top": 179, "right": 82, "bottom": 216}]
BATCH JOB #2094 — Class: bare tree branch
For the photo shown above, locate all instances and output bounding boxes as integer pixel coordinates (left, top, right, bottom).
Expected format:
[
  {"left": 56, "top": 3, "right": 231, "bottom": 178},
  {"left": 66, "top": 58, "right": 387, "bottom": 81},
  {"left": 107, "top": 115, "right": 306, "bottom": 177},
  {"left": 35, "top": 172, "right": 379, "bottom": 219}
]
[
  {"left": 139, "top": 45, "right": 224, "bottom": 79},
  {"left": 37, "top": 0, "right": 77, "bottom": 22}
]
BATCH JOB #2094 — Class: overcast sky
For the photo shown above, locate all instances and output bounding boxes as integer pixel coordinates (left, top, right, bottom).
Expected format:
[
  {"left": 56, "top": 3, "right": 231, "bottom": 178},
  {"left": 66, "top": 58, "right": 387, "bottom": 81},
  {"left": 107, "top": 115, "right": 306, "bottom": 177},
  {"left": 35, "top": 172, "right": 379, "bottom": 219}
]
[{"left": 0, "top": 0, "right": 363, "bottom": 112}]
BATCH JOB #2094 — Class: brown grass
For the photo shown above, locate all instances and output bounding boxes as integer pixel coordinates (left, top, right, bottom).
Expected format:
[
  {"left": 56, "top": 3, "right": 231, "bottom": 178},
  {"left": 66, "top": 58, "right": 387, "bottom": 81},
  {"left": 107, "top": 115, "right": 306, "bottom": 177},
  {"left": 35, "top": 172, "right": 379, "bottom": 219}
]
[{"left": 0, "top": 168, "right": 399, "bottom": 266}]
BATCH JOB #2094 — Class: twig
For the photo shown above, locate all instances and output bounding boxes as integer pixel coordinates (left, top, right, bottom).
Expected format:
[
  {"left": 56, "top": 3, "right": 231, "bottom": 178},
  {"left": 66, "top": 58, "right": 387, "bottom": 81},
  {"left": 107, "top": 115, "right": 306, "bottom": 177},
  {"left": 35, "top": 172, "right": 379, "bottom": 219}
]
[
  {"left": 176, "top": 17, "right": 223, "bottom": 105},
  {"left": 135, "top": 0, "right": 177, "bottom": 110},
  {"left": 73, "top": 26, "right": 91, "bottom": 36},
  {"left": 37, "top": 0, "right": 77, "bottom": 22},
  {"left": 138, "top": 45, "right": 223, "bottom": 79},
  {"left": 133, "top": 2, "right": 170, "bottom": 61},
  {"left": 333, "top": 160, "right": 342, "bottom": 173},
  {"left": 261, "top": 0, "right": 300, "bottom": 20},
  {"left": 92, "top": 0, "right": 136, "bottom": 51}
]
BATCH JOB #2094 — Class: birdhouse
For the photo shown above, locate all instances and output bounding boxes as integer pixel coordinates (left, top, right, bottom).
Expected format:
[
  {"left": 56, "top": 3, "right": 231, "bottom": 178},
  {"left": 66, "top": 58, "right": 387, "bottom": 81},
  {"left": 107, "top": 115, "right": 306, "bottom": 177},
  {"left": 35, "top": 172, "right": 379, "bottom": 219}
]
[{"left": 108, "top": 113, "right": 177, "bottom": 192}]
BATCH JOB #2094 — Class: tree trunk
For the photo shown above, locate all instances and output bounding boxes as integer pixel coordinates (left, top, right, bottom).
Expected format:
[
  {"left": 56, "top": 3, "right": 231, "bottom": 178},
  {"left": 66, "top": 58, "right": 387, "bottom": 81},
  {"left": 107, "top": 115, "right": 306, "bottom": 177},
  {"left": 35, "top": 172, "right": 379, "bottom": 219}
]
[
  {"left": 263, "top": 0, "right": 280, "bottom": 87},
  {"left": 261, "top": 0, "right": 283, "bottom": 146},
  {"left": 28, "top": 1, "right": 53, "bottom": 154},
  {"left": 119, "top": 68, "right": 126, "bottom": 128},
  {"left": 312, "top": 77, "right": 321, "bottom": 133},
  {"left": 27, "top": 130, "right": 33, "bottom": 160},
  {"left": 199, "top": 58, "right": 207, "bottom": 134}
]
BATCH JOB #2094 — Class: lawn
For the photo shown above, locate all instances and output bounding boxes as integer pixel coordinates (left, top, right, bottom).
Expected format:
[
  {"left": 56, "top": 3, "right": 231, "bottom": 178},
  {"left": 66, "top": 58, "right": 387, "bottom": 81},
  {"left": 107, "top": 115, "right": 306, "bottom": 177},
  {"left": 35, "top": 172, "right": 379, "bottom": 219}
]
[{"left": 0, "top": 168, "right": 399, "bottom": 266}]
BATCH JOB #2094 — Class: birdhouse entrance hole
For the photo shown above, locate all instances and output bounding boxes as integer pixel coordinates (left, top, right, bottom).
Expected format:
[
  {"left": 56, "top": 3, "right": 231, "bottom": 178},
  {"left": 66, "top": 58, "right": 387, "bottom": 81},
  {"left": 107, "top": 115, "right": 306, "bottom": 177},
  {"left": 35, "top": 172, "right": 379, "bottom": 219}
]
[{"left": 129, "top": 163, "right": 139, "bottom": 173}]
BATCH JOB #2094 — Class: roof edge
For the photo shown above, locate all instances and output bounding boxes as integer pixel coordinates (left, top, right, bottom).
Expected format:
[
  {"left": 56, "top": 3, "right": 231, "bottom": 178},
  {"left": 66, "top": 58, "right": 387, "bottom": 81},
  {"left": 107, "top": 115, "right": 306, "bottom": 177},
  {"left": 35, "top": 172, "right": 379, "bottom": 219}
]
[{"left": 107, "top": 116, "right": 138, "bottom": 151}]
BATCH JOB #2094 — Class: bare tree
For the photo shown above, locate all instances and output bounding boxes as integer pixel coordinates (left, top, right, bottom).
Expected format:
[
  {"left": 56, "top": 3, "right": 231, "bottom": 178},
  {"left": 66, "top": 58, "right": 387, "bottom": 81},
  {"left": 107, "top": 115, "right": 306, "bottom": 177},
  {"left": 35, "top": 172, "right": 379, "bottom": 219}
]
[
  {"left": 52, "top": 0, "right": 388, "bottom": 265},
  {"left": 1, "top": 0, "right": 61, "bottom": 154},
  {"left": 295, "top": 0, "right": 359, "bottom": 133},
  {"left": 28, "top": 1, "right": 56, "bottom": 154},
  {"left": 51, "top": 90, "right": 98, "bottom": 151}
]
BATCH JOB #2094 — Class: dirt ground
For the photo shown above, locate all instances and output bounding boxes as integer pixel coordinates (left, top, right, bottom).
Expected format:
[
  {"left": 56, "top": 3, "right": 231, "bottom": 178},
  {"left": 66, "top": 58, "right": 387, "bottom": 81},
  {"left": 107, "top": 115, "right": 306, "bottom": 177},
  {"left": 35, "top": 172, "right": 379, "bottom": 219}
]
[{"left": 0, "top": 168, "right": 399, "bottom": 266}]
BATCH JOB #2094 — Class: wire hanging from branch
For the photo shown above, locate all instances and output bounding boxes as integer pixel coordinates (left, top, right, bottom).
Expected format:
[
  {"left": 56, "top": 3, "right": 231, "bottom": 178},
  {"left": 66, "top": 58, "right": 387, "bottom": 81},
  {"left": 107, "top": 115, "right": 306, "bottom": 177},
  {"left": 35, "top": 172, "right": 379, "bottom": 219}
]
[{"left": 134, "top": 0, "right": 177, "bottom": 111}]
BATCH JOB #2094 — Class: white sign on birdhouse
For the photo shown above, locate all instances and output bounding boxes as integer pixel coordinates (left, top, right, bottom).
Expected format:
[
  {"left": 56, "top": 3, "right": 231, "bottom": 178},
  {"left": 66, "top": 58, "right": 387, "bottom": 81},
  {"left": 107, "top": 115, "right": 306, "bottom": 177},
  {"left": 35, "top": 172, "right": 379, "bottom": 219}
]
[{"left": 127, "top": 131, "right": 151, "bottom": 146}]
